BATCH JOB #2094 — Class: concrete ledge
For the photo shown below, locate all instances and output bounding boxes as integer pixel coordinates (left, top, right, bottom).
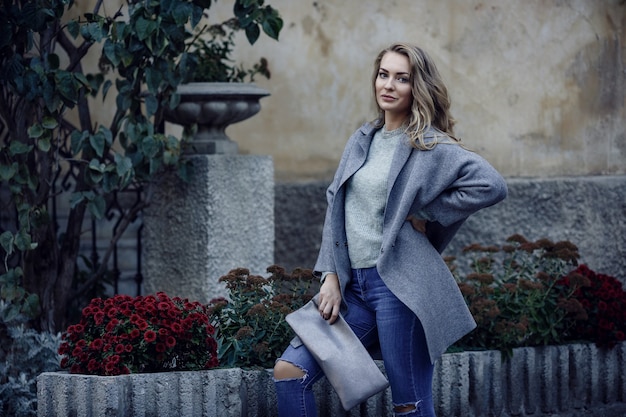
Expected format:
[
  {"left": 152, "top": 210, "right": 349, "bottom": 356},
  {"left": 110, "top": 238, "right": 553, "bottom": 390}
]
[
  {"left": 38, "top": 342, "right": 626, "bottom": 417},
  {"left": 275, "top": 175, "right": 626, "bottom": 284}
]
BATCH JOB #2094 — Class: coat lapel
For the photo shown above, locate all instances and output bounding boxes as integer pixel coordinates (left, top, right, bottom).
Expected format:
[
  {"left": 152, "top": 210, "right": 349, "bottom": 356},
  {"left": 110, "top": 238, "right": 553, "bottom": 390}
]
[
  {"left": 338, "top": 125, "right": 373, "bottom": 189},
  {"left": 386, "top": 128, "right": 439, "bottom": 200},
  {"left": 386, "top": 139, "right": 413, "bottom": 200}
]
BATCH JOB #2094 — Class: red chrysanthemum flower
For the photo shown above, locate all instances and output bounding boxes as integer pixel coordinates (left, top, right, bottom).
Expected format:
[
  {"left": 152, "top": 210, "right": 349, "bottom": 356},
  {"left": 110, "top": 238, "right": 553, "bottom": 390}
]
[
  {"left": 144, "top": 330, "right": 157, "bottom": 343},
  {"left": 165, "top": 336, "right": 176, "bottom": 348}
]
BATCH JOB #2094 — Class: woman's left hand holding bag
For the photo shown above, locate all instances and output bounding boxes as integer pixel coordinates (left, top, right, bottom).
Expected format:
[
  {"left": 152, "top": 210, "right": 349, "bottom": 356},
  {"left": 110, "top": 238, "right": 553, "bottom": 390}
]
[{"left": 318, "top": 273, "right": 341, "bottom": 324}]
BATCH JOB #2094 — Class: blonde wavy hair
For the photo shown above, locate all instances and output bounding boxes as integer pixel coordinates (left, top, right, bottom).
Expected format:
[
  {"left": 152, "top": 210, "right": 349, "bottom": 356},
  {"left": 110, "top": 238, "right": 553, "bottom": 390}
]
[{"left": 371, "top": 43, "right": 461, "bottom": 150}]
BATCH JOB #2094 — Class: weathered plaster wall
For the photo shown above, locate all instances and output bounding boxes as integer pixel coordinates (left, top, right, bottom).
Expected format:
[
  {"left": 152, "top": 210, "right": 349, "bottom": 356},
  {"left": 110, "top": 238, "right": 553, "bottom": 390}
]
[
  {"left": 75, "top": 1, "right": 625, "bottom": 181},
  {"left": 205, "top": 0, "right": 625, "bottom": 181}
]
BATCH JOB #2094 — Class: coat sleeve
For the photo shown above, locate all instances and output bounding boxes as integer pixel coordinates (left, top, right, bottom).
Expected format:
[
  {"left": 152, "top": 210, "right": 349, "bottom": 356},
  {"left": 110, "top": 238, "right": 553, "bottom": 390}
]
[{"left": 420, "top": 147, "right": 508, "bottom": 227}]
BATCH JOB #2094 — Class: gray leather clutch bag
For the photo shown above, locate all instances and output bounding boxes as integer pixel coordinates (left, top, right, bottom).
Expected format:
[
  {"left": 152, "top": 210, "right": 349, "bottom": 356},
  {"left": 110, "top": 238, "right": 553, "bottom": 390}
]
[{"left": 285, "top": 294, "right": 389, "bottom": 410}]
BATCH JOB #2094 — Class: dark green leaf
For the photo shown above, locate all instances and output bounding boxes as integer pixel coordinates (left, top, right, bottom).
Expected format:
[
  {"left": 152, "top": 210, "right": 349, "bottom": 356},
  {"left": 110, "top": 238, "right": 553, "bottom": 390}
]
[
  {"left": 9, "top": 141, "right": 32, "bottom": 155},
  {"left": 43, "top": 79, "right": 61, "bottom": 112},
  {"left": 3, "top": 55, "right": 25, "bottom": 83},
  {"left": 55, "top": 71, "right": 78, "bottom": 103},
  {"left": 42, "top": 116, "right": 58, "bottom": 129},
  {"left": 262, "top": 13, "right": 283, "bottom": 40},
  {"left": 37, "top": 137, "right": 51, "bottom": 152},
  {"left": 145, "top": 68, "right": 162, "bottom": 93},
  {"left": 28, "top": 124, "right": 44, "bottom": 139},
  {"left": 0, "top": 163, "right": 18, "bottom": 181},
  {"left": 88, "top": 158, "right": 103, "bottom": 171},
  {"left": 145, "top": 94, "right": 158, "bottom": 117},
  {"left": 67, "top": 19, "right": 80, "bottom": 38},
  {"left": 21, "top": 293, "right": 41, "bottom": 318},
  {"left": 245, "top": 24, "right": 260, "bottom": 45},
  {"left": 103, "top": 40, "right": 120, "bottom": 66},
  {"left": 149, "top": 155, "right": 161, "bottom": 175},
  {"left": 0, "top": 231, "right": 14, "bottom": 255},
  {"left": 70, "top": 191, "right": 88, "bottom": 208},
  {"left": 191, "top": 5, "right": 204, "bottom": 28},
  {"left": 89, "top": 132, "right": 106, "bottom": 157},
  {"left": 163, "top": 150, "right": 176, "bottom": 165},
  {"left": 116, "top": 90, "right": 132, "bottom": 112},
  {"left": 87, "top": 195, "right": 106, "bottom": 219},
  {"left": 71, "top": 130, "right": 89, "bottom": 154},
  {"left": 48, "top": 53, "right": 60, "bottom": 70},
  {"left": 74, "top": 72, "right": 90, "bottom": 88},
  {"left": 142, "top": 136, "right": 160, "bottom": 158},
  {"left": 80, "top": 22, "right": 93, "bottom": 41},
  {"left": 14, "top": 231, "right": 33, "bottom": 252},
  {"left": 171, "top": 2, "right": 193, "bottom": 25},
  {"left": 81, "top": 21, "right": 105, "bottom": 42},
  {"left": 102, "top": 79, "right": 113, "bottom": 100},
  {"left": 135, "top": 17, "right": 156, "bottom": 41},
  {"left": 87, "top": 73, "right": 104, "bottom": 92},
  {"left": 115, "top": 153, "right": 133, "bottom": 177},
  {"left": 169, "top": 92, "right": 181, "bottom": 110}
]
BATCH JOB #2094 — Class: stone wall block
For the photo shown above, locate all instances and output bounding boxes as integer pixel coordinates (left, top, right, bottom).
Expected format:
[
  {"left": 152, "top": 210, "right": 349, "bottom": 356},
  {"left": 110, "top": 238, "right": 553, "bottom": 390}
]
[
  {"left": 467, "top": 350, "right": 502, "bottom": 416},
  {"left": 556, "top": 345, "right": 571, "bottom": 412},
  {"left": 275, "top": 176, "right": 626, "bottom": 285},
  {"left": 569, "top": 343, "right": 586, "bottom": 410}
]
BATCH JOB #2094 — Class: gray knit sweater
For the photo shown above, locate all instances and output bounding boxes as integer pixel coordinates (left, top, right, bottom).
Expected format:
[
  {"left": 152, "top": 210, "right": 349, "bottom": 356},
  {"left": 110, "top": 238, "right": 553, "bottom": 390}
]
[{"left": 344, "top": 126, "right": 403, "bottom": 268}]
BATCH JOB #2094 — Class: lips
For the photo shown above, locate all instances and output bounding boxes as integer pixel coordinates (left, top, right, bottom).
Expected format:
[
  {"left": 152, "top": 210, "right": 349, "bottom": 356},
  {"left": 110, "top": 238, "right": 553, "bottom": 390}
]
[{"left": 380, "top": 94, "right": 396, "bottom": 101}]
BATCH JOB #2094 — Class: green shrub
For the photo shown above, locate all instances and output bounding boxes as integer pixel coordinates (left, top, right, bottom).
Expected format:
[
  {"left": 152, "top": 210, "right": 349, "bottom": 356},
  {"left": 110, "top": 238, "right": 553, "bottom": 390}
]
[
  {"left": 212, "top": 237, "right": 623, "bottom": 366},
  {"left": 448, "top": 234, "right": 587, "bottom": 356},
  {"left": 209, "top": 266, "right": 316, "bottom": 369}
]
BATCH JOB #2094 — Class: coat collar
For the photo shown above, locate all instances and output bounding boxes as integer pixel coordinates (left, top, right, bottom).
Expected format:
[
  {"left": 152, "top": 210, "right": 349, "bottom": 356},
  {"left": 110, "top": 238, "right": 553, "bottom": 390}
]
[{"left": 338, "top": 122, "right": 442, "bottom": 193}]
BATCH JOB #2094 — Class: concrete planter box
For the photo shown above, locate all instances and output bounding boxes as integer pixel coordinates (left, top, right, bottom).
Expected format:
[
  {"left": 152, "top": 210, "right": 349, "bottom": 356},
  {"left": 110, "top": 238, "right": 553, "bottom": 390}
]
[{"left": 38, "top": 342, "right": 626, "bottom": 417}]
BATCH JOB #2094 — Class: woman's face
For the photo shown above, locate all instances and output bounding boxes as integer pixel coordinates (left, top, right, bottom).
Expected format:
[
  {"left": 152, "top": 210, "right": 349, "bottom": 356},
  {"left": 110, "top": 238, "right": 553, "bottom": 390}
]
[{"left": 375, "top": 51, "right": 412, "bottom": 122}]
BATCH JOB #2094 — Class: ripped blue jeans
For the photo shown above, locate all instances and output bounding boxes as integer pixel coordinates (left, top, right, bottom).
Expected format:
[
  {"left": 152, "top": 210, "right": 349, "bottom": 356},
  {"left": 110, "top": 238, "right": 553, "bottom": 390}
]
[{"left": 274, "top": 267, "right": 436, "bottom": 416}]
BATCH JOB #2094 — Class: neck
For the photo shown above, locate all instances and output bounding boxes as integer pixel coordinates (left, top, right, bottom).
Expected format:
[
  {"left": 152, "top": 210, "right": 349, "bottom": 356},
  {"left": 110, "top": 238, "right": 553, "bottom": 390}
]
[{"left": 384, "top": 113, "right": 408, "bottom": 131}]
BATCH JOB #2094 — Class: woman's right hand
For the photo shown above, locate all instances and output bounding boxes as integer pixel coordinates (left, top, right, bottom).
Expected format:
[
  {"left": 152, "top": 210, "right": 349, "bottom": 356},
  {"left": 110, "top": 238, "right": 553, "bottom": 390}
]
[
  {"left": 318, "top": 273, "right": 341, "bottom": 324},
  {"left": 406, "top": 214, "right": 427, "bottom": 234}
]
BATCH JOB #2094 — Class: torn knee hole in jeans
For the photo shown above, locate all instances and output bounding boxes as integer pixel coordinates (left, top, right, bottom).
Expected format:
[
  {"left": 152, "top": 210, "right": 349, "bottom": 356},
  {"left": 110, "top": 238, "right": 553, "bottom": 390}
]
[
  {"left": 274, "top": 360, "right": 308, "bottom": 383},
  {"left": 393, "top": 400, "right": 420, "bottom": 415}
]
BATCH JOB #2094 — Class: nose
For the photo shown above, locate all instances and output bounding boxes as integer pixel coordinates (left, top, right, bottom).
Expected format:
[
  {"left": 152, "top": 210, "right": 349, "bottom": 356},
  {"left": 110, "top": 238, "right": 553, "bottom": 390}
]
[{"left": 384, "top": 77, "right": 394, "bottom": 90}]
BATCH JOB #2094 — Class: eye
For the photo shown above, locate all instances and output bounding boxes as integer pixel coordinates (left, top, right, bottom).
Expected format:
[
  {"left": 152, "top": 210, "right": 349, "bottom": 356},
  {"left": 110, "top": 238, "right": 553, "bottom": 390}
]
[
  {"left": 398, "top": 76, "right": 410, "bottom": 83},
  {"left": 378, "top": 71, "right": 388, "bottom": 79}
]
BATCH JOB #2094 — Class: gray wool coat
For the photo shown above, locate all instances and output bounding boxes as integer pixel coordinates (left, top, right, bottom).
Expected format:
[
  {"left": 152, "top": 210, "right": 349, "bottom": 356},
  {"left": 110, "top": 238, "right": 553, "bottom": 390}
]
[{"left": 313, "top": 122, "right": 508, "bottom": 364}]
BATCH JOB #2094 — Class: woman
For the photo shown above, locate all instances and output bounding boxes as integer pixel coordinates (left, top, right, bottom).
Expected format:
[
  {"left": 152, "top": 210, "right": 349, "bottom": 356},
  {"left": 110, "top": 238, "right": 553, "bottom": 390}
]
[{"left": 273, "top": 43, "right": 507, "bottom": 417}]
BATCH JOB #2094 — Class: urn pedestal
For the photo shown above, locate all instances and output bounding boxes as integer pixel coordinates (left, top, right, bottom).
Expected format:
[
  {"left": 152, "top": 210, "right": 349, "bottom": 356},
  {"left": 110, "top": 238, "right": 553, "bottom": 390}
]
[{"left": 143, "top": 83, "right": 274, "bottom": 302}]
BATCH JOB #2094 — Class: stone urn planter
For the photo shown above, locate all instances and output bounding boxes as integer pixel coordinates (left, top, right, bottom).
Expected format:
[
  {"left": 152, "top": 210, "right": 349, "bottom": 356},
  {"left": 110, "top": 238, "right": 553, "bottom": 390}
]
[
  {"left": 163, "top": 82, "right": 270, "bottom": 155},
  {"left": 38, "top": 342, "right": 626, "bottom": 417}
]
